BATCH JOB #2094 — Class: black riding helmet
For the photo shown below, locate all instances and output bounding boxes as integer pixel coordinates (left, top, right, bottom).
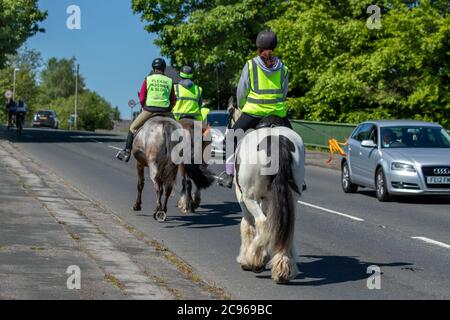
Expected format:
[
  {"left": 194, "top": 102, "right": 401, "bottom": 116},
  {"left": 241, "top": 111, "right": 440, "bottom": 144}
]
[
  {"left": 152, "top": 58, "right": 166, "bottom": 71},
  {"left": 256, "top": 30, "right": 278, "bottom": 50}
]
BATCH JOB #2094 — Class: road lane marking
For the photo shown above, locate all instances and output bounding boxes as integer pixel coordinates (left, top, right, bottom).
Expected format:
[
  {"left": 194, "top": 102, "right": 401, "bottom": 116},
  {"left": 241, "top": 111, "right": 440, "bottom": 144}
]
[
  {"left": 298, "top": 201, "right": 365, "bottom": 222},
  {"left": 411, "top": 237, "right": 450, "bottom": 249},
  {"left": 108, "top": 146, "right": 123, "bottom": 151}
]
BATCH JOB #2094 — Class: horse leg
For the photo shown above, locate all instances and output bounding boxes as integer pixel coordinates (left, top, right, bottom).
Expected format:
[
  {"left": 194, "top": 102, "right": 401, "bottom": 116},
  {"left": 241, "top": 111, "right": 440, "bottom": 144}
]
[
  {"left": 243, "top": 198, "right": 269, "bottom": 274},
  {"left": 162, "top": 183, "right": 173, "bottom": 213},
  {"left": 184, "top": 178, "right": 194, "bottom": 214},
  {"left": 133, "top": 162, "right": 145, "bottom": 211},
  {"left": 236, "top": 187, "right": 255, "bottom": 271},
  {"left": 154, "top": 181, "right": 164, "bottom": 214},
  {"left": 192, "top": 185, "right": 201, "bottom": 210},
  {"left": 177, "top": 164, "right": 188, "bottom": 212}
]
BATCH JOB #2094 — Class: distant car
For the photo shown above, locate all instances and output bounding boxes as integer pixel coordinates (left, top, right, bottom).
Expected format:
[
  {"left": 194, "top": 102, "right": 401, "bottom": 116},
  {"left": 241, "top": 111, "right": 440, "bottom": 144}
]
[
  {"left": 341, "top": 120, "right": 450, "bottom": 201},
  {"left": 206, "top": 110, "right": 229, "bottom": 158},
  {"left": 32, "top": 110, "right": 59, "bottom": 129}
]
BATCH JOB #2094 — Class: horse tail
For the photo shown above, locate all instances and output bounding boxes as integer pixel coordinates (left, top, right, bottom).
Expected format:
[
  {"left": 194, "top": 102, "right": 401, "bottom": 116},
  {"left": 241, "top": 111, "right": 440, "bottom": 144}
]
[
  {"left": 185, "top": 164, "right": 215, "bottom": 189},
  {"left": 265, "top": 135, "right": 300, "bottom": 252}
]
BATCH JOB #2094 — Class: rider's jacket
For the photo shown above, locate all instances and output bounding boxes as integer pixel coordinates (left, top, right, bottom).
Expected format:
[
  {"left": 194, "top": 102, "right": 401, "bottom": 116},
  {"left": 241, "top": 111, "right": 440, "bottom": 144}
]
[
  {"left": 173, "top": 82, "right": 202, "bottom": 121},
  {"left": 145, "top": 74, "right": 173, "bottom": 110},
  {"left": 242, "top": 58, "right": 288, "bottom": 118}
]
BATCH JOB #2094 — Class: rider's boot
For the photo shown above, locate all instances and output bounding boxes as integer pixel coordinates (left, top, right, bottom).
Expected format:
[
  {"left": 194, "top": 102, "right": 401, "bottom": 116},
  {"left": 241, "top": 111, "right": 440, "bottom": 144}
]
[
  {"left": 219, "top": 162, "right": 235, "bottom": 189},
  {"left": 219, "top": 174, "right": 234, "bottom": 189},
  {"left": 116, "top": 131, "right": 134, "bottom": 162}
]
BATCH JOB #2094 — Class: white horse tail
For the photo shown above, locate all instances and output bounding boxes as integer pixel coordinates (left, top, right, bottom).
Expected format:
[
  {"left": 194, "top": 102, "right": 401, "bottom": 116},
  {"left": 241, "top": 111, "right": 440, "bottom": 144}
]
[{"left": 265, "top": 135, "right": 300, "bottom": 252}]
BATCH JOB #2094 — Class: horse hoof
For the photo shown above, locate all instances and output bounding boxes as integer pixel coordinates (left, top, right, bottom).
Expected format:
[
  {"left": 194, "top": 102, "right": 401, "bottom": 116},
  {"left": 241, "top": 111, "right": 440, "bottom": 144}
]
[
  {"left": 252, "top": 266, "right": 265, "bottom": 274},
  {"left": 275, "top": 278, "right": 290, "bottom": 285},
  {"left": 155, "top": 211, "right": 167, "bottom": 223},
  {"left": 133, "top": 205, "right": 142, "bottom": 211},
  {"left": 241, "top": 264, "right": 252, "bottom": 271}
]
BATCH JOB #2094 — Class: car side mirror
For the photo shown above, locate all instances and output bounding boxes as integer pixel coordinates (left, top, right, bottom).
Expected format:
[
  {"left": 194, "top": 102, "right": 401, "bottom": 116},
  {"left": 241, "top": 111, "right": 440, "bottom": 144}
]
[{"left": 361, "top": 140, "right": 377, "bottom": 148}]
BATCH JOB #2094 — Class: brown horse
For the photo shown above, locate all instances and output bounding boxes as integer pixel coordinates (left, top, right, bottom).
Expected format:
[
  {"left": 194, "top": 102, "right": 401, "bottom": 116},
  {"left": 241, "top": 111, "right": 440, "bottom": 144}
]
[{"left": 177, "top": 118, "right": 215, "bottom": 214}]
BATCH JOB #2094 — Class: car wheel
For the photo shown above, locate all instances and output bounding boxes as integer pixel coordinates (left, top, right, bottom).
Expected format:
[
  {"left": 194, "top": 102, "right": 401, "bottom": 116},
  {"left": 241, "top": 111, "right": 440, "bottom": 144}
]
[
  {"left": 376, "top": 167, "right": 391, "bottom": 202},
  {"left": 342, "top": 161, "right": 358, "bottom": 193}
]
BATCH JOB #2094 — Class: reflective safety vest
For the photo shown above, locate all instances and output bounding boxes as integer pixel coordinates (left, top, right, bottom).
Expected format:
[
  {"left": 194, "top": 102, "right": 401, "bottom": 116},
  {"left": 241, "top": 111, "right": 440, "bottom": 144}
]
[
  {"left": 201, "top": 107, "right": 210, "bottom": 122},
  {"left": 145, "top": 74, "right": 173, "bottom": 108},
  {"left": 241, "top": 59, "right": 288, "bottom": 118},
  {"left": 173, "top": 84, "right": 203, "bottom": 120}
]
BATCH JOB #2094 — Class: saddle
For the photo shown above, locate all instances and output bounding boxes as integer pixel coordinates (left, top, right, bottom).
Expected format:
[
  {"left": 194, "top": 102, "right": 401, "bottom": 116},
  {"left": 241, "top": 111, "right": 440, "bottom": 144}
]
[{"left": 255, "top": 115, "right": 286, "bottom": 129}]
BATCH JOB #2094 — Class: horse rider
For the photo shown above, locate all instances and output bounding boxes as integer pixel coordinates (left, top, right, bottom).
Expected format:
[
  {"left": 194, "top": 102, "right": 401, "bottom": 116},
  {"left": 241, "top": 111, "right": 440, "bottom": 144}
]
[
  {"left": 173, "top": 66, "right": 203, "bottom": 121},
  {"left": 219, "top": 30, "right": 292, "bottom": 188},
  {"left": 116, "top": 58, "right": 177, "bottom": 162},
  {"left": 6, "top": 98, "right": 17, "bottom": 130}
]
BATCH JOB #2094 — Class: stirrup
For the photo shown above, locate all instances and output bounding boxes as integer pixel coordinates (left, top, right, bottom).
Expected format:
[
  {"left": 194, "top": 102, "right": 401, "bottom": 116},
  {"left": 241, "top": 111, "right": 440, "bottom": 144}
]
[
  {"left": 116, "top": 149, "right": 131, "bottom": 162},
  {"left": 217, "top": 171, "right": 233, "bottom": 188}
]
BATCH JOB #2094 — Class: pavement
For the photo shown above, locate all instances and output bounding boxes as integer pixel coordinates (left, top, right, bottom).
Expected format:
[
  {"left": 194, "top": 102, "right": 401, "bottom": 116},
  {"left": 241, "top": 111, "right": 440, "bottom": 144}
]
[
  {"left": 1, "top": 127, "right": 450, "bottom": 300},
  {"left": 0, "top": 135, "right": 224, "bottom": 300}
]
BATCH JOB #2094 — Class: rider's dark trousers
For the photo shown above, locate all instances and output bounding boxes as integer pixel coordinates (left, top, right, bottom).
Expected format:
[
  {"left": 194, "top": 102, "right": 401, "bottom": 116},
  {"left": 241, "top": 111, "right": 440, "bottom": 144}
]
[
  {"left": 7, "top": 112, "right": 15, "bottom": 127},
  {"left": 229, "top": 112, "right": 293, "bottom": 151}
]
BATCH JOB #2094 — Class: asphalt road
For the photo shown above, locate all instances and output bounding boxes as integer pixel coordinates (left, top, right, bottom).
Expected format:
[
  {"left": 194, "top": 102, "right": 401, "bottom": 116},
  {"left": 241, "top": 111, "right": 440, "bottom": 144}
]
[{"left": 2, "top": 127, "right": 450, "bottom": 299}]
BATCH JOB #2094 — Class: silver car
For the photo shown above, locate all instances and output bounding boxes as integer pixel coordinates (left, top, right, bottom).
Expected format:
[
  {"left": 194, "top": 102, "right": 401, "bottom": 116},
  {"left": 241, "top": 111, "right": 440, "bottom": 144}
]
[
  {"left": 206, "top": 110, "right": 229, "bottom": 158},
  {"left": 341, "top": 120, "right": 450, "bottom": 201}
]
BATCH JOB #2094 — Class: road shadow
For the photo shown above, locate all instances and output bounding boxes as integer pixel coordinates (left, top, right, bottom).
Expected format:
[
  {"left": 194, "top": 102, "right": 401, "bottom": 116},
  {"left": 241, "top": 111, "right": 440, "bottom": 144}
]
[
  {"left": 256, "top": 255, "right": 413, "bottom": 286},
  {"left": 0, "top": 126, "right": 124, "bottom": 144},
  {"left": 163, "top": 202, "right": 242, "bottom": 229},
  {"left": 358, "top": 190, "right": 450, "bottom": 205}
]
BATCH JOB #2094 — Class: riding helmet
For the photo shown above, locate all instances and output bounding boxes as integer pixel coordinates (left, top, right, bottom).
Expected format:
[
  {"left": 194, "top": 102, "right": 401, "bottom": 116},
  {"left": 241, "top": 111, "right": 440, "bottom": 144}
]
[
  {"left": 256, "top": 30, "right": 278, "bottom": 50},
  {"left": 152, "top": 58, "right": 167, "bottom": 71},
  {"left": 180, "top": 66, "right": 193, "bottom": 79}
]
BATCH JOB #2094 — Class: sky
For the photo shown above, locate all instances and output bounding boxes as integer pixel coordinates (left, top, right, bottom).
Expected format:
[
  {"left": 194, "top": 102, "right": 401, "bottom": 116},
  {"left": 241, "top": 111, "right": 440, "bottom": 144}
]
[{"left": 25, "top": 0, "right": 161, "bottom": 119}]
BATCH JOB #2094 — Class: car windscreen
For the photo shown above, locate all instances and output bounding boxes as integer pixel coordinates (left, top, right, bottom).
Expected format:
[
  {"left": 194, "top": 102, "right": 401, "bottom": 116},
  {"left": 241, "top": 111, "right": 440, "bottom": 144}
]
[
  {"left": 36, "top": 111, "right": 53, "bottom": 117},
  {"left": 381, "top": 126, "right": 450, "bottom": 149},
  {"left": 207, "top": 113, "right": 228, "bottom": 127}
]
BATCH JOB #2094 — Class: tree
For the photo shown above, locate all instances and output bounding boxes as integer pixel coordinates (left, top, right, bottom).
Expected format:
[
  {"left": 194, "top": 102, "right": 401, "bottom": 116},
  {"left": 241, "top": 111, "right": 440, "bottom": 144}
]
[
  {"left": 0, "top": 48, "right": 41, "bottom": 123},
  {"left": 48, "top": 91, "right": 114, "bottom": 131},
  {"left": 112, "top": 106, "right": 121, "bottom": 121},
  {"left": 270, "top": 0, "right": 449, "bottom": 126},
  {"left": 132, "top": 0, "right": 285, "bottom": 107},
  {"left": 39, "top": 57, "right": 86, "bottom": 103},
  {"left": 0, "top": 0, "right": 47, "bottom": 67}
]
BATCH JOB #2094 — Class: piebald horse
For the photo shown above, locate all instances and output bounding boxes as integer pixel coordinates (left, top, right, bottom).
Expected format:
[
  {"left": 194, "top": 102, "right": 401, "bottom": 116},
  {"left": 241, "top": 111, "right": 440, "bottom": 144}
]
[
  {"left": 132, "top": 116, "right": 214, "bottom": 221},
  {"left": 228, "top": 98, "right": 305, "bottom": 284}
]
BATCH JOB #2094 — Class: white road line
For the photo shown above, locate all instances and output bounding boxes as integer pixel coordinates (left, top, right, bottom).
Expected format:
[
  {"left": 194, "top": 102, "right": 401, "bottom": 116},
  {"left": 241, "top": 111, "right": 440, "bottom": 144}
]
[
  {"left": 298, "top": 201, "right": 365, "bottom": 222},
  {"left": 108, "top": 146, "right": 123, "bottom": 151},
  {"left": 90, "top": 139, "right": 103, "bottom": 144},
  {"left": 411, "top": 237, "right": 450, "bottom": 249}
]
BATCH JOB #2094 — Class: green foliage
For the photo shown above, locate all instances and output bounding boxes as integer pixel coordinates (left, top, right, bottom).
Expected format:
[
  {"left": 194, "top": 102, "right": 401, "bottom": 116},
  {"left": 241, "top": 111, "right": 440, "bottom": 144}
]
[
  {"left": 134, "top": 0, "right": 449, "bottom": 128},
  {"left": 48, "top": 92, "right": 114, "bottom": 131},
  {"left": 272, "top": 0, "right": 449, "bottom": 127},
  {"left": 132, "top": 0, "right": 284, "bottom": 106},
  {"left": 40, "top": 57, "right": 86, "bottom": 102},
  {"left": 0, "top": 0, "right": 47, "bottom": 67},
  {"left": 1, "top": 53, "right": 116, "bottom": 131}
]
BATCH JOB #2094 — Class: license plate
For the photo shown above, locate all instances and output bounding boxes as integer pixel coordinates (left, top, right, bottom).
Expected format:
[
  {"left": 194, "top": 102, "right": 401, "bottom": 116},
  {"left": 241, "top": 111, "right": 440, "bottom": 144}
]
[
  {"left": 40, "top": 117, "right": 47, "bottom": 120},
  {"left": 427, "top": 176, "right": 450, "bottom": 184}
]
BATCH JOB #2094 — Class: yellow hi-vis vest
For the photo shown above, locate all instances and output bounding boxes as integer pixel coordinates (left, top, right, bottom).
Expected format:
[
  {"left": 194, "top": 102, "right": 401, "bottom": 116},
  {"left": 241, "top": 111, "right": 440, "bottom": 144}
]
[
  {"left": 241, "top": 59, "right": 288, "bottom": 118},
  {"left": 173, "top": 83, "right": 203, "bottom": 120},
  {"left": 145, "top": 74, "right": 173, "bottom": 108}
]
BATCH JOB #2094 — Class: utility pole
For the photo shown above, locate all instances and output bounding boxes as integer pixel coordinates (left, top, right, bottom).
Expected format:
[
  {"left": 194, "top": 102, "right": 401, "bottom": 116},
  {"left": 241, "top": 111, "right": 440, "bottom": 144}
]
[
  {"left": 216, "top": 66, "right": 220, "bottom": 110},
  {"left": 13, "top": 68, "right": 20, "bottom": 101},
  {"left": 74, "top": 64, "right": 79, "bottom": 130}
]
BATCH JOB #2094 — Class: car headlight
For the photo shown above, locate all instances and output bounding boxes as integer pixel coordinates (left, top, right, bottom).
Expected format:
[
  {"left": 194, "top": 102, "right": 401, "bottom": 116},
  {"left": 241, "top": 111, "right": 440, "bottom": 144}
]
[{"left": 391, "top": 162, "right": 416, "bottom": 172}]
